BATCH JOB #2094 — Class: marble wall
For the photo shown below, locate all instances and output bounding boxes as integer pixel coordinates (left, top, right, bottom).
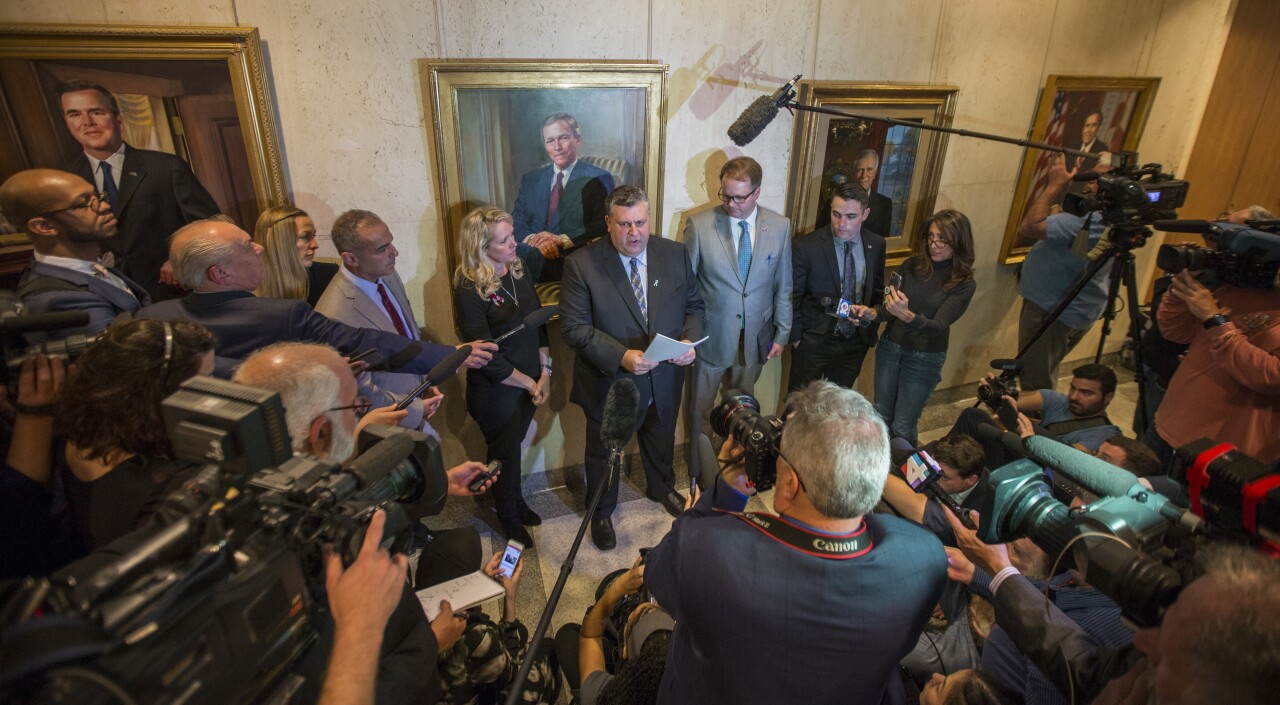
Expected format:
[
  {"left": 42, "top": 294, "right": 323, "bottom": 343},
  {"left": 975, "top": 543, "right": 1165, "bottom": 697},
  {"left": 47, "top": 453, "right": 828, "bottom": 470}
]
[{"left": 2, "top": 0, "right": 1235, "bottom": 470}]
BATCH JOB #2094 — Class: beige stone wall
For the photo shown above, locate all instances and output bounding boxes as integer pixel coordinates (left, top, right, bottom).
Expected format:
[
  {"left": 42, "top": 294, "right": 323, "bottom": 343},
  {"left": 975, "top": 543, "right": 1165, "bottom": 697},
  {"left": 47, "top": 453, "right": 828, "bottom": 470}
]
[{"left": 4, "top": 0, "right": 1234, "bottom": 470}]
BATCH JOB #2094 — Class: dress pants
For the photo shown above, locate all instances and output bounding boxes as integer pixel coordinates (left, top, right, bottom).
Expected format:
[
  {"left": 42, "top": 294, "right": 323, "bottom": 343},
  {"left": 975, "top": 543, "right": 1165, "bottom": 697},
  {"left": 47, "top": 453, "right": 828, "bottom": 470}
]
[
  {"left": 689, "top": 331, "right": 765, "bottom": 490},
  {"left": 1017, "top": 300, "right": 1091, "bottom": 393},
  {"left": 583, "top": 391, "right": 677, "bottom": 519},
  {"left": 469, "top": 382, "right": 536, "bottom": 529},
  {"left": 787, "top": 328, "right": 872, "bottom": 392}
]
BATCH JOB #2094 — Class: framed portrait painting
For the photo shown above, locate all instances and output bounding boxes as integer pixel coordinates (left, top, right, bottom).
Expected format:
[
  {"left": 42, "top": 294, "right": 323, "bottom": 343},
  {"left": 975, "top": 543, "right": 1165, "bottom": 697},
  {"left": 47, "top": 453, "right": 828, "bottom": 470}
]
[
  {"left": 785, "top": 82, "right": 959, "bottom": 266},
  {"left": 998, "top": 75, "right": 1160, "bottom": 264},
  {"left": 423, "top": 60, "right": 667, "bottom": 292}
]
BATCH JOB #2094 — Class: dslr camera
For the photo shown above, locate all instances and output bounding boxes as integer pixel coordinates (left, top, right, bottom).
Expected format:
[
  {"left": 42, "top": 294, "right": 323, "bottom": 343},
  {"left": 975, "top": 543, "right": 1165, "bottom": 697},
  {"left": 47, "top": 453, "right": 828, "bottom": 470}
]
[
  {"left": 977, "top": 358, "right": 1022, "bottom": 407},
  {"left": 710, "top": 390, "right": 786, "bottom": 491}
]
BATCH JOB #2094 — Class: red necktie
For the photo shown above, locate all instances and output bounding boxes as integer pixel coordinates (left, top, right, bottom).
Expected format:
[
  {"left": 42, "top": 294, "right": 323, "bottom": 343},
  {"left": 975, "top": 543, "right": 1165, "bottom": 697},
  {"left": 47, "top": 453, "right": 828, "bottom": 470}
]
[
  {"left": 377, "top": 281, "right": 410, "bottom": 337},
  {"left": 547, "top": 171, "right": 564, "bottom": 230}
]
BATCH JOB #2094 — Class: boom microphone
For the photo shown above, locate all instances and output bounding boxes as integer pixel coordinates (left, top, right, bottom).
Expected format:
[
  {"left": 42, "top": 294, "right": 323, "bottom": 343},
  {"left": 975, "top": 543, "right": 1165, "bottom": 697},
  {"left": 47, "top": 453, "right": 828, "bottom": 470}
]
[
  {"left": 1022, "top": 435, "right": 1140, "bottom": 499},
  {"left": 492, "top": 305, "right": 559, "bottom": 345},
  {"left": 1153, "top": 219, "right": 1213, "bottom": 234},
  {"left": 600, "top": 378, "right": 640, "bottom": 454},
  {"left": 727, "top": 74, "right": 801, "bottom": 146},
  {"left": 393, "top": 345, "right": 473, "bottom": 411}
]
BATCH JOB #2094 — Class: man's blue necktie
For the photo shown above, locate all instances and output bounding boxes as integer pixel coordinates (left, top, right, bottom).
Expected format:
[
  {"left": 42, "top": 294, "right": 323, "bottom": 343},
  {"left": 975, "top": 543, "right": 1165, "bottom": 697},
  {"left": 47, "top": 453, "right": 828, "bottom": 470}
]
[
  {"left": 99, "top": 161, "right": 119, "bottom": 212},
  {"left": 737, "top": 220, "right": 752, "bottom": 283}
]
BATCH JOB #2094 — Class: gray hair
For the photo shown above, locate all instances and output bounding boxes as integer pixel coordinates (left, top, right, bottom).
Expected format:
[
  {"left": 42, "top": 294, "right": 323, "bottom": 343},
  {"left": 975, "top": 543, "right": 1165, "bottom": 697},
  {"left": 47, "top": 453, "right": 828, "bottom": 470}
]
[
  {"left": 780, "top": 381, "right": 889, "bottom": 518},
  {"left": 853, "top": 149, "right": 880, "bottom": 167},
  {"left": 1242, "top": 205, "right": 1277, "bottom": 221},
  {"left": 541, "top": 112, "right": 580, "bottom": 137},
  {"left": 232, "top": 342, "right": 344, "bottom": 452},
  {"left": 331, "top": 209, "right": 384, "bottom": 256},
  {"left": 169, "top": 219, "right": 238, "bottom": 290}
]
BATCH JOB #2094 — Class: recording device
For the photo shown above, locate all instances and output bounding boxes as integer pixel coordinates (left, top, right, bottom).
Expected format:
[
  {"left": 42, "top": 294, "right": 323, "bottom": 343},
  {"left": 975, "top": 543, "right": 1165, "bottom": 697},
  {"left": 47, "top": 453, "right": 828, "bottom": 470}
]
[
  {"left": 0, "top": 376, "right": 447, "bottom": 705},
  {"left": 491, "top": 305, "right": 559, "bottom": 345},
  {"left": 977, "top": 359, "right": 1021, "bottom": 407},
  {"left": 498, "top": 539, "right": 523, "bottom": 579},
  {"left": 886, "top": 271, "right": 903, "bottom": 295},
  {"left": 977, "top": 435, "right": 1277, "bottom": 628},
  {"left": 710, "top": 390, "right": 786, "bottom": 491},
  {"left": 0, "top": 290, "right": 96, "bottom": 389},
  {"left": 1155, "top": 220, "right": 1280, "bottom": 289},
  {"left": 727, "top": 74, "right": 801, "bottom": 146},
  {"left": 1076, "top": 158, "right": 1190, "bottom": 239},
  {"left": 468, "top": 460, "right": 502, "bottom": 494},
  {"left": 897, "top": 446, "right": 976, "bottom": 530},
  {"left": 347, "top": 347, "right": 379, "bottom": 363},
  {"left": 601, "top": 378, "right": 641, "bottom": 456},
  {"left": 820, "top": 296, "right": 869, "bottom": 327},
  {"left": 393, "top": 344, "right": 473, "bottom": 411}
]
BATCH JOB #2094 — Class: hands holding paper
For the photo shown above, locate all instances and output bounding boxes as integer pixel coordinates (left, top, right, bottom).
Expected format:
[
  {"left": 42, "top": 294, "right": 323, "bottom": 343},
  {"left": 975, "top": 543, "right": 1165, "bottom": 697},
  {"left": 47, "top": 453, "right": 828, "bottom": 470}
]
[
  {"left": 670, "top": 341, "right": 697, "bottom": 366},
  {"left": 623, "top": 335, "right": 704, "bottom": 372}
]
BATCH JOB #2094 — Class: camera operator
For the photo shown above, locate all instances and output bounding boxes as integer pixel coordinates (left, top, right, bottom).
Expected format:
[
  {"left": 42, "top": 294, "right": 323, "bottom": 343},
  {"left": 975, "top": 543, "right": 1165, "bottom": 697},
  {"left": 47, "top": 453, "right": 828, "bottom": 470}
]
[
  {"left": 1146, "top": 257, "right": 1280, "bottom": 465},
  {"left": 644, "top": 381, "right": 946, "bottom": 705},
  {"left": 1015, "top": 154, "right": 1113, "bottom": 393},
  {"left": 949, "top": 363, "right": 1122, "bottom": 468},
  {"left": 944, "top": 509, "right": 1280, "bottom": 705}
]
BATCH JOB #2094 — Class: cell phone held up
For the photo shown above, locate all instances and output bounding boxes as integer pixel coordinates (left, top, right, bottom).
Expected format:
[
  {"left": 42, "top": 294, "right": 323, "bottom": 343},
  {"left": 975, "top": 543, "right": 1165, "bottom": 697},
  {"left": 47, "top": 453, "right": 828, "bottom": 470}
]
[
  {"left": 467, "top": 460, "right": 501, "bottom": 494},
  {"left": 885, "top": 271, "right": 903, "bottom": 296},
  {"left": 497, "top": 538, "right": 523, "bottom": 579}
]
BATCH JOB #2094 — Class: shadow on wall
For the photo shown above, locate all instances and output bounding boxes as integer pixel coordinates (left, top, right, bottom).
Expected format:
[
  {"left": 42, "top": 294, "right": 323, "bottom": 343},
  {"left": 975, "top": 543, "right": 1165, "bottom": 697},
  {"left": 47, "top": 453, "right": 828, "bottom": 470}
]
[{"left": 675, "top": 40, "right": 791, "bottom": 122}]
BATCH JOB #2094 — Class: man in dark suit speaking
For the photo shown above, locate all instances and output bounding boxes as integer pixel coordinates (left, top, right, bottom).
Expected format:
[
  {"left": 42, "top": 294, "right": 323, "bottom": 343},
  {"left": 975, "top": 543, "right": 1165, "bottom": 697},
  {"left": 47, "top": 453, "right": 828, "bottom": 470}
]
[
  {"left": 788, "top": 182, "right": 886, "bottom": 391},
  {"left": 511, "top": 112, "right": 615, "bottom": 282},
  {"left": 57, "top": 80, "right": 220, "bottom": 302},
  {"left": 559, "top": 185, "right": 704, "bottom": 550}
]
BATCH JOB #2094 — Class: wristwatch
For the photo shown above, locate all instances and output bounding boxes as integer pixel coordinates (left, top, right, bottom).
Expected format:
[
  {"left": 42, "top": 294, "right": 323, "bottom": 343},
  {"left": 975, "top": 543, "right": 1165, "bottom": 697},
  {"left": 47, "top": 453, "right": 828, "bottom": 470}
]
[
  {"left": 1203, "top": 313, "right": 1230, "bottom": 330},
  {"left": 541, "top": 359, "right": 553, "bottom": 375}
]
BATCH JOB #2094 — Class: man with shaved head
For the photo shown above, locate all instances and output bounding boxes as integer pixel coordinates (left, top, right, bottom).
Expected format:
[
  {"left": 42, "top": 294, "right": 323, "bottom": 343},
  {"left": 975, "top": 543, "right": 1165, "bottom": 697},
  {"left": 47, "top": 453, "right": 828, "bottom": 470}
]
[
  {"left": 138, "top": 218, "right": 496, "bottom": 374},
  {"left": 0, "top": 168, "right": 150, "bottom": 342}
]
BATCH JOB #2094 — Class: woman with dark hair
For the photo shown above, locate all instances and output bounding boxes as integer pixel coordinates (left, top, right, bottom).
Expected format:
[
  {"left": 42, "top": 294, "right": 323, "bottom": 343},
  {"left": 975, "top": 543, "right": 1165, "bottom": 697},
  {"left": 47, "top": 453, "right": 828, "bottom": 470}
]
[
  {"left": 56, "top": 318, "right": 217, "bottom": 548},
  {"left": 873, "top": 209, "right": 977, "bottom": 445},
  {"left": 919, "top": 670, "right": 1022, "bottom": 705},
  {"left": 253, "top": 204, "right": 338, "bottom": 307},
  {"left": 453, "top": 205, "right": 550, "bottom": 546}
]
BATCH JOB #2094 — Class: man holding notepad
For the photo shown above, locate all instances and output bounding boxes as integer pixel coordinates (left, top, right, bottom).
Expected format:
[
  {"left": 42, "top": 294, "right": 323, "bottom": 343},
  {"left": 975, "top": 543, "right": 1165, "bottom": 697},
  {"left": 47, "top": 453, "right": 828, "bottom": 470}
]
[{"left": 560, "top": 185, "right": 705, "bottom": 550}]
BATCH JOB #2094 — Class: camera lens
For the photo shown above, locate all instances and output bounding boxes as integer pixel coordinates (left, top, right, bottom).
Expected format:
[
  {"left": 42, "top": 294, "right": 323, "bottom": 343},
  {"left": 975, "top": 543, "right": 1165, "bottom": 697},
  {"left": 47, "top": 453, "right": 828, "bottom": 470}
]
[{"left": 710, "top": 392, "right": 760, "bottom": 439}]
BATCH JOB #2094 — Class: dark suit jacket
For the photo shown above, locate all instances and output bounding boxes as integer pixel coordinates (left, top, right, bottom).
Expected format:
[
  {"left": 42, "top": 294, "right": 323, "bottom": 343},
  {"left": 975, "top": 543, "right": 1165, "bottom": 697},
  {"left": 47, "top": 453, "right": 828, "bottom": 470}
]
[
  {"left": 559, "top": 236, "right": 703, "bottom": 423},
  {"left": 865, "top": 191, "right": 893, "bottom": 241},
  {"left": 791, "top": 225, "right": 887, "bottom": 346},
  {"left": 17, "top": 261, "right": 150, "bottom": 343},
  {"left": 137, "top": 290, "right": 457, "bottom": 374},
  {"left": 70, "top": 144, "right": 219, "bottom": 301},
  {"left": 510, "top": 161, "right": 614, "bottom": 246}
]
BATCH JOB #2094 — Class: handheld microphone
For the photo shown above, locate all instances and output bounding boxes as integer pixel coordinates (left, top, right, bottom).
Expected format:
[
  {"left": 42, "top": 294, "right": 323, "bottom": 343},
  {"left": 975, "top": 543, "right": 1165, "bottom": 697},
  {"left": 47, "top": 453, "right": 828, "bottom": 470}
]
[
  {"left": 392, "top": 345, "right": 473, "bottom": 411},
  {"left": 695, "top": 432, "right": 719, "bottom": 484},
  {"left": 492, "top": 305, "right": 558, "bottom": 345},
  {"left": 727, "top": 75, "right": 802, "bottom": 147},
  {"left": 600, "top": 378, "right": 640, "bottom": 455},
  {"left": 369, "top": 340, "right": 422, "bottom": 373}
]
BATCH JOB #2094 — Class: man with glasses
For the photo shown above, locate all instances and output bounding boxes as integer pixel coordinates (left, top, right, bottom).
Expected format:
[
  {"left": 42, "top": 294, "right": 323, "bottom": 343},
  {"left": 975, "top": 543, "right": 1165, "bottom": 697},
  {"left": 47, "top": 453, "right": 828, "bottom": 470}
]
[
  {"left": 682, "top": 156, "right": 792, "bottom": 491},
  {"left": 645, "top": 381, "right": 946, "bottom": 705},
  {"left": 1, "top": 168, "right": 150, "bottom": 342},
  {"left": 57, "top": 80, "right": 219, "bottom": 302},
  {"left": 788, "top": 181, "right": 886, "bottom": 391}
]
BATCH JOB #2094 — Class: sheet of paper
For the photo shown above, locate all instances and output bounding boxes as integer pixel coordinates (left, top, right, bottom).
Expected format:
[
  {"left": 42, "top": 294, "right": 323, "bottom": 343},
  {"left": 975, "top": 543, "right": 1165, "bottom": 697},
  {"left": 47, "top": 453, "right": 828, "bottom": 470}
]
[
  {"left": 643, "top": 334, "right": 709, "bottom": 362},
  {"left": 415, "top": 571, "right": 505, "bottom": 620}
]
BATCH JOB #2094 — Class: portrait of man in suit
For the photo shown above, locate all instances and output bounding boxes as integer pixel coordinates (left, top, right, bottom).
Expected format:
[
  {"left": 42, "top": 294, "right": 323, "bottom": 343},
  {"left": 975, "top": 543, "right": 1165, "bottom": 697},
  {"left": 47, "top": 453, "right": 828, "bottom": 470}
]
[
  {"left": 559, "top": 185, "right": 704, "bottom": 550},
  {"left": 57, "top": 80, "right": 220, "bottom": 302},
  {"left": 511, "top": 112, "right": 616, "bottom": 283},
  {"left": 789, "top": 182, "right": 886, "bottom": 392},
  {"left": 853, "top": 148, "right": 893, "bottom": 238},
  {"left": 682, "top": 156, "right": 792, "bottom": 490}
]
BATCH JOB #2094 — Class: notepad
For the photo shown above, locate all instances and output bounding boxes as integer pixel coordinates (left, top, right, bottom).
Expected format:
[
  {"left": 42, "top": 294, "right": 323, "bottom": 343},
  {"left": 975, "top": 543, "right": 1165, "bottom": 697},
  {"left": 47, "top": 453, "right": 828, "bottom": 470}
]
[
  {"left": 642, "top": 334, "right": 709, "bottom": 362},
  {"left": 415, "top": 571, "right": 505, "bottom": 620}
]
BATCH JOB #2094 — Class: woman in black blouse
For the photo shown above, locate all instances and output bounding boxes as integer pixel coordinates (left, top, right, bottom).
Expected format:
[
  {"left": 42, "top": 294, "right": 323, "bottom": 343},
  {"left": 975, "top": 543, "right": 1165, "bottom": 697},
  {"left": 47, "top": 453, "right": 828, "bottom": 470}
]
[
  {"left": 873, "top": 209, "right": 977, "bottom": 446},
  {"left": 454, "top": 206, "right": 551, "bottom": 546},
  {"left": 253, "top": 205, "right": 339, "bottom": 307}
]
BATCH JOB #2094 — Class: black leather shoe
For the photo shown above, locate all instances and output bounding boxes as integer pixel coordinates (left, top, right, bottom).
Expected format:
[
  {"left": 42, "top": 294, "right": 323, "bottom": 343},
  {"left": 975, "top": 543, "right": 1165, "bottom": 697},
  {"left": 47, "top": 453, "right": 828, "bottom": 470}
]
[
  {"left": 654, "top": 490, "right": 685, "bottom": 518},
  {"left": 500, "top": 519, "right": 534, "bottom": 548},
  {"left": 590, "top": 516, "right": 616, "bottom": 550},
  {"left": 517, "top": 502, "right": 543, "bottom": 527}
]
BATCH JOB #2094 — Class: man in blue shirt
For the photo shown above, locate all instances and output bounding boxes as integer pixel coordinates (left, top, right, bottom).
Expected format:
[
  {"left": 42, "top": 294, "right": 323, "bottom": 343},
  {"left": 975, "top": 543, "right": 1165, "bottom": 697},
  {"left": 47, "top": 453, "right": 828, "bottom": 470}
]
[{"left": 1016, "top": 154, "right": 1112, "bottom": 392}]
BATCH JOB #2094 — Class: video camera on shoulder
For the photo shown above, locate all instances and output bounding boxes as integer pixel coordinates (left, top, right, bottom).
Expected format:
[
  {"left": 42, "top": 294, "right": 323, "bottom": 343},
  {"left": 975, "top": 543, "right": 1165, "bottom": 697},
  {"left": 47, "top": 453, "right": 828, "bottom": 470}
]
[{"left": 710, "top": 390, "right": 786, "bottom": 491}]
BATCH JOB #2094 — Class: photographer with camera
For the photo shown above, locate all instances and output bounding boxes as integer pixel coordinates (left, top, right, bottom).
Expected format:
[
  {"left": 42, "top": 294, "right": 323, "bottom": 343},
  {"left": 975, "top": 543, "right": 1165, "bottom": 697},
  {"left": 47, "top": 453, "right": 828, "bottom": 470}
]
[
  {"left": 644, "top": 381, "right": 946, "bottom": 705},
  {"left": 1015, "top": 154, "right": 1113, "bottom": 393},
  {"left": 944, "top": 509, "right": 1280, "bottom": 705},
  {"left": 1146, "top": 256, "right": 1280, "bottom": 465}
]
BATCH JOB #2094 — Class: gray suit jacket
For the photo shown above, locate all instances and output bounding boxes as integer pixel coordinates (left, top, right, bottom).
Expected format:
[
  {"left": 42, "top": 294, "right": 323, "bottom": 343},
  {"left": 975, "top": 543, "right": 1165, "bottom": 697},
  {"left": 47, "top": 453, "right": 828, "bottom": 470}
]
[
  {"left": 17, "top": 261, "right": 150, "bottom": 343},
  {"left": 683, "top": 205, "right": 792, "bottom": 368},
  {"left": 314, "top": 270, "right": 431, "bottom": 430}
]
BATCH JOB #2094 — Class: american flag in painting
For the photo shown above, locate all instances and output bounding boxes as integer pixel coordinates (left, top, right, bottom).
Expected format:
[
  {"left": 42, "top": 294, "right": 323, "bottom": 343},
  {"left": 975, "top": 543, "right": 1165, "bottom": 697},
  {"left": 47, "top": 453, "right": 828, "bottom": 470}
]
[{"left": 1023, "top": 91, "right": 1069, "bottom": 210}]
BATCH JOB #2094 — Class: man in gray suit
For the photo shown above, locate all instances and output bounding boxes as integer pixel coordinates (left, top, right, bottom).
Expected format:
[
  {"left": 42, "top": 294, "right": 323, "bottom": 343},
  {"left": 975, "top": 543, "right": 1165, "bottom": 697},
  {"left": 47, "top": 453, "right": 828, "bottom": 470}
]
[
  {"left": 315, "top": 209, "right": 443, "bottom": 433},
  {"left": 682, "top": 156, "right": 792, "bottom": 490},
  {"left": 1, "top": 169, "right": 149, "bottom": 343}
]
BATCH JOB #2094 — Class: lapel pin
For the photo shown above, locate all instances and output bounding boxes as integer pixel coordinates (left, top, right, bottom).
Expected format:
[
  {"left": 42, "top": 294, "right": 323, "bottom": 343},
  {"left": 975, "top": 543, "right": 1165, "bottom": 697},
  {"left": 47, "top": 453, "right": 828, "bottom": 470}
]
[{"left": 653, "top": 279, "right": 659, "bottom": 288}]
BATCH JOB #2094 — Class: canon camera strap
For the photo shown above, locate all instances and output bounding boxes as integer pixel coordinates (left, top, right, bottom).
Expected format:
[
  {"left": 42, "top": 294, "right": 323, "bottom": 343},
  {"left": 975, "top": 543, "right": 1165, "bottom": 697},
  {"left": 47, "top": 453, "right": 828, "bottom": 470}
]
[{"left": 717, "top": 510, "right": 873, "bottom": 559}]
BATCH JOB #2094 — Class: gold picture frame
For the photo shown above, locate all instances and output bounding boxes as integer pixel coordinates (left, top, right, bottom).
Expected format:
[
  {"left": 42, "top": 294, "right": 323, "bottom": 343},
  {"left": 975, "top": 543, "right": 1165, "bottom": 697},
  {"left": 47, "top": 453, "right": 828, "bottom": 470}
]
[
  {"left": 785, "top": 81, "right": 959, "bottom": 266},
  {"left": 0, "top": 23, "right": 288, "bottom": 230},
  {"left": 999, "top": 75, "right": 1160, "bottom": 264},
  {"left": 422, "top": 60, "right": 668, "bottom": 293}
]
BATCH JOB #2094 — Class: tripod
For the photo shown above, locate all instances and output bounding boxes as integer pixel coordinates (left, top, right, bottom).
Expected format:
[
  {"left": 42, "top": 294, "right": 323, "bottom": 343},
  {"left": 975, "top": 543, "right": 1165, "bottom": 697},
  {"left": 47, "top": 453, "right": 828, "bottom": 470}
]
[{"left": 1013, "top": 222, "right": 1152, "bottom": 432}]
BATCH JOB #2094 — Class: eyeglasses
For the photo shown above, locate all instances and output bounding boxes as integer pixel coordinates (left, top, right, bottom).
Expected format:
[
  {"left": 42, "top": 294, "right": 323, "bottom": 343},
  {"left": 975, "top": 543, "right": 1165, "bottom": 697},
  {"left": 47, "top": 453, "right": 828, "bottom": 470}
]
[
  {"left": 776, "top": 448, "right": 810, "bottom": 495},
  {"left": 40, "top": 192, "right": 108, "bottom": 218},
  {"left": 926, "top": 234, "right": 953, "bottom": 247},
  {"left": 717, "top": 185, "right": 760, "bottom": 205},
  {"left": 329, "top": 395, "right": 371, "bottom": 415}
]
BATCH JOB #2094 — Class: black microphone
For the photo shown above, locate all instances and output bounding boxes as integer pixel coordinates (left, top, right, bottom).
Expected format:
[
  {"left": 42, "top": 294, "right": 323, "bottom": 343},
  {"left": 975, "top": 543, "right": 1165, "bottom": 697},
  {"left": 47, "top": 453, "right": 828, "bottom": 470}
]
[
  {"left": 1153, "top": 219, "right": 1213, "bottom": 234},
  {"left": 972, "top": 423, "right": 1027, "bottom": 459},
  {"left": 492, "top": 305, "right": 559, "bottom": 345},
  {"left": 695, "top": 432, "right": 719, "bottom": 485},
  {"left": 727, "top": 74, "right": 801, "bottom": 147},
  {"left": 600, "top": 378, "right": 640, "bottom": 455},
  {"left": 370, "top": 340, "right": 423, "bottom": 373},
  {"left": 392, "top": 345, "right": 473, "bottom": 411}
]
